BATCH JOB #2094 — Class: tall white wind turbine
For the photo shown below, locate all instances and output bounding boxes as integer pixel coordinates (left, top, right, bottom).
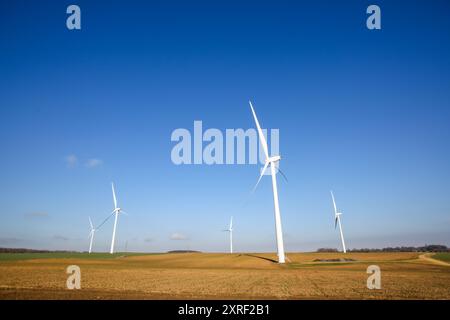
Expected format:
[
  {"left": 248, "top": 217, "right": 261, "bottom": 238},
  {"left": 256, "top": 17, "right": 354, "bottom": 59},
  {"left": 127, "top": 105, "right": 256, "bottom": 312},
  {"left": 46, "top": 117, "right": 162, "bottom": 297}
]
[
  {"left": 110, "top": 182, "right": 126, "bottom": 254},
  {"left": 222, "top": 216, "right": 233, "bottom": 253},
  {"left": 249, "top": 101, "right": 286, "bottom": 264},
  {"left": 330, "top": 190, "right": 347, "bottom": 253},
  {"left": 88, "top": 216, "right": 97, "bottom": 254}
]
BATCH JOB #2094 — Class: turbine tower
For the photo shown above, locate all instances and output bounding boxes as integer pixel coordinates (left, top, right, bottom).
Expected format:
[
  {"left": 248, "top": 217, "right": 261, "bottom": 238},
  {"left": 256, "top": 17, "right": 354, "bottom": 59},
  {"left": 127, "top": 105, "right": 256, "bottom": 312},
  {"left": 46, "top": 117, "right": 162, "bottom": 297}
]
[
  {"left": 222, "top": 216, "right": 233, "bottom": 253},
  {"left": 249, "top": 101, "right": 286, "bottom": 264},
  {"left": 110, "top": 182, "right": 126, "bottom": 254},
  {"left": 331, "top": 190, "right": 347, "bottom": 253},
  {"left": 88, "top": 216, "right": 97, "bottom": 254}
]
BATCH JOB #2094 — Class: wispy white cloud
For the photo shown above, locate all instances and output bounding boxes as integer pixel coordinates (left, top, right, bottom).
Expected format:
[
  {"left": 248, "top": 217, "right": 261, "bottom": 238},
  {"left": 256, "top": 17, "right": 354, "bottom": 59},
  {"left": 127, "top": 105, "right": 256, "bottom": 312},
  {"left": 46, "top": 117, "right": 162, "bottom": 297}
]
[
  {"left": 170, "top": 233, "right": 188, "bottom": 240},
  {"left": 64, "top": 155, "right": 103, "bottom": 169},
  {"left": 85, "top": 158, "right": 103, "bottom": 168},
  {"left": 65, "top": 154, "right": 78, "bottom": 168}
]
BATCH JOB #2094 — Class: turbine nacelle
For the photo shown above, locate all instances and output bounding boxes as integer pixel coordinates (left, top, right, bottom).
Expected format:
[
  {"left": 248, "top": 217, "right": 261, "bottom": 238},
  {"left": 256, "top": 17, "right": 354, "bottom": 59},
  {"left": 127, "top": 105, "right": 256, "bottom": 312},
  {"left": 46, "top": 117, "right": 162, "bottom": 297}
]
[{"left": 266, "top": 155, "right": 281, "bottom": 164}]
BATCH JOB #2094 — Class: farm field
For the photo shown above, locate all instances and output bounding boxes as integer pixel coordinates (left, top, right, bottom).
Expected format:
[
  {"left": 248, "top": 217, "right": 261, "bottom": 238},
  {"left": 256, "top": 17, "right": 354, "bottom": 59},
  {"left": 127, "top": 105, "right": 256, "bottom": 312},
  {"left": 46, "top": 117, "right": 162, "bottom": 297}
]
[{"left": 0, "top": 252, "right": 449, "bottom": 299}]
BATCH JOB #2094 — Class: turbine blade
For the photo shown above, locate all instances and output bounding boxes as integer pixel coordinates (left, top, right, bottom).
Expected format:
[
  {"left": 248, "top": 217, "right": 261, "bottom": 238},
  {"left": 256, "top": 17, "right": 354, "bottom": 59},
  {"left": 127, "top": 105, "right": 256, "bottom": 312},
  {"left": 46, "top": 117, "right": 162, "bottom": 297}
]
[
  {"left": 96, "top": 212, "right": 115, "bottom": 230},
  {"left": 252, "top": 161, "right": 269, "bottom": 193},
  {"left": 335, "top": 217, "right": 338, "bottom": 229},
  {"left": 88, "top": 216, "right": 93, "bottom": 229},
  {"left": 277, "top": 167, "right": 288, "bottom": 182},
  {"left": 330, "top": 190, "right": 337, "bottom": 215},
  {"left": 112, "top": 182, "right": 118, "bottom": 209},
  {"left": 249, "top": 101, "right": 269, "bottom": 160}
]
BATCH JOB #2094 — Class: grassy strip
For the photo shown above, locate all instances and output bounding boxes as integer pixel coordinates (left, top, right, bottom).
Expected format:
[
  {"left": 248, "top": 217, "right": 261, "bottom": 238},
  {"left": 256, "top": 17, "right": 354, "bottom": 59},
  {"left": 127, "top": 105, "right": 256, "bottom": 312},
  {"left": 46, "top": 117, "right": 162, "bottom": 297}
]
[
  {"left": 0, "top": 252, "right": 157, "bottom": 261},
  {"left": 432, "top": 252, "right": 450, "bottom": 263}
]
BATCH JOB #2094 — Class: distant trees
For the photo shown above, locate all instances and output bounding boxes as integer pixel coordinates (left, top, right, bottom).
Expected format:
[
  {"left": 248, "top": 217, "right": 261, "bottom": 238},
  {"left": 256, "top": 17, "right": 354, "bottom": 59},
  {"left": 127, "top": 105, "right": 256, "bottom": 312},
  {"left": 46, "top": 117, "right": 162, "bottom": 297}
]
[
  {"left": 316, "top": 245, "right": 449, "bottom": 253},
  {"left": 419, "top": 245, "right": 449, "bottom": 252},
  {"left": 316, "top": 248, "right": 339, "bottom": 253}
]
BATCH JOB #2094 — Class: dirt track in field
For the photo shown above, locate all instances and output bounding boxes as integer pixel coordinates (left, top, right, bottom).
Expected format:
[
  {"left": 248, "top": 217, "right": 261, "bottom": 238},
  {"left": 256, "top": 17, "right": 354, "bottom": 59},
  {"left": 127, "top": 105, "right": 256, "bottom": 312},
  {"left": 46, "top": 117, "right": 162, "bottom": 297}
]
[
  {"left": 419, "top": 253, "right": 450, "bottom": 267},
  {"left": 1, "top": 252, "right": 449, "bottom": 299}
]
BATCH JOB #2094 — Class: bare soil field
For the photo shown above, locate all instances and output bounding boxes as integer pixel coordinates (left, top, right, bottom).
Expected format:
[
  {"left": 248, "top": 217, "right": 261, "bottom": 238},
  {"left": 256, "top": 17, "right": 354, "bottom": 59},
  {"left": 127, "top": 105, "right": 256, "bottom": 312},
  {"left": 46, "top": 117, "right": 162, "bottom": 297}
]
[{"left": 0, "top": 252, "right": 449, "bottom": 299}]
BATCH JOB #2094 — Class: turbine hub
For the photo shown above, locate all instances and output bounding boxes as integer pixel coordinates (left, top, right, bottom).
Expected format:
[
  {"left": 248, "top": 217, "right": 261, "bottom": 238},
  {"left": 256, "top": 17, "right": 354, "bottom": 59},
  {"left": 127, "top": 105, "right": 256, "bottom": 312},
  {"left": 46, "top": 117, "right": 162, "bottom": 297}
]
[{"left": 267, "top": 155, "right": 281, "bottom": 163}]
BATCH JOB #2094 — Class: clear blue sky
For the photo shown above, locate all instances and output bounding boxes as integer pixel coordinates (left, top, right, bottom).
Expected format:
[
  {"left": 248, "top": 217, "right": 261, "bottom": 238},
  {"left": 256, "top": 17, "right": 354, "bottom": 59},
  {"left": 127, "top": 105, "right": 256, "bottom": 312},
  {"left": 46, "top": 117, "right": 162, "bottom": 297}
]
[{"left": 1, "top": 0, "right": 449, "bottom": 252}]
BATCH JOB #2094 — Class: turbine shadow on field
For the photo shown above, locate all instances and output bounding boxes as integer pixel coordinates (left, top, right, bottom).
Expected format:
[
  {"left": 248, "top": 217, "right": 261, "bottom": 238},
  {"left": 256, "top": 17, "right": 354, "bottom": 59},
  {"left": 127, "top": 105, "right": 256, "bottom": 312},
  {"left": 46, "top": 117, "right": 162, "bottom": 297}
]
[{"left": 240, "top": 254, "right": 278, "bottom": 263}]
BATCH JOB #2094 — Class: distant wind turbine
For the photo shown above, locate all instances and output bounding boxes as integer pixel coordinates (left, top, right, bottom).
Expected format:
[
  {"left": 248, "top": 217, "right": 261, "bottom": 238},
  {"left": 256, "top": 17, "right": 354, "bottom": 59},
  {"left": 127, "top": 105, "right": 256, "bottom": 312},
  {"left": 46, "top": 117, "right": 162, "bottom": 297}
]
[
  {"left": 222, "top": 216, "right": 233, "bottom": 253},
  {"left": 110, "top": 182, "right": 127, "bottom": 254},
  {"left": 330, "top": 190, "right": 347, "bottom": 253},
  {"left": 88, "top": 216, "right": 97, "bottom": 254},
  {"left": 249, "top": 101, "right": 286, "bottom": 264}
]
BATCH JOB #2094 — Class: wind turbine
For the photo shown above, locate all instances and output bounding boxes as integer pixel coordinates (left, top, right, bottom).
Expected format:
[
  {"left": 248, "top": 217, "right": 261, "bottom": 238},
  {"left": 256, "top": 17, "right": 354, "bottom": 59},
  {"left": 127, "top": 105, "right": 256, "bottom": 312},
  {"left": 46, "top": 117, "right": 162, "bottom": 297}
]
[
  {"left": 88, "top": 216, "right": 97, "bottom": 254},
  {"left": 249, "top": 101, "right": 286, "bottom": 264},
  {"left": 222, "top": 216, "right": 233, "bottom": 253},
  {"left": 110, "top": 182, "right": 126, "bottom": 254},
  {"left": 330, "top": 190, "right": 347, "bottom": 253}
]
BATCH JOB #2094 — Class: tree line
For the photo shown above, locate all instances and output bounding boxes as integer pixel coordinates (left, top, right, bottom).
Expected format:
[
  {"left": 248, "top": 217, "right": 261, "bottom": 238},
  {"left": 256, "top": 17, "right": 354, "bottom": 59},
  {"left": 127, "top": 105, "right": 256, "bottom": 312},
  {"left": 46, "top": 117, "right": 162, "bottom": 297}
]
[{"left": 317, "top": 244, "right": 449, "bottom": 253}]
